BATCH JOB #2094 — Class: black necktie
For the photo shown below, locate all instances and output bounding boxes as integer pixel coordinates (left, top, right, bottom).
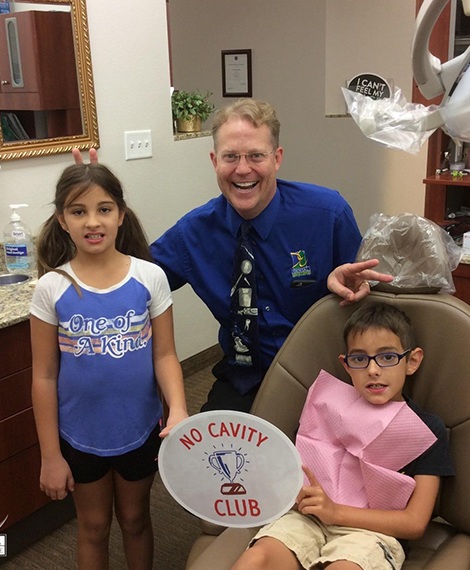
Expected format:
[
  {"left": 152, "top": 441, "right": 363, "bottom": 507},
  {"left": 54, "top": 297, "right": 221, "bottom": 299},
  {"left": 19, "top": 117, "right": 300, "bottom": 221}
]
[{"left": 228, "top": 221, "right": 261, "bottom": 394}]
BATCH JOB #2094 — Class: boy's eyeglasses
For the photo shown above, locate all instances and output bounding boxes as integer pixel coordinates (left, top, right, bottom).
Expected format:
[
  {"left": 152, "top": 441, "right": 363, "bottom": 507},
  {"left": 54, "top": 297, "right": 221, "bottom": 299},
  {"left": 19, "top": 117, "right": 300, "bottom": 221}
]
[
  {"left": 343, "top": 349, "right": 411, "bottom": 369},
  {"left": 218, "top": 151, "right": 275, "bottom": 165}
]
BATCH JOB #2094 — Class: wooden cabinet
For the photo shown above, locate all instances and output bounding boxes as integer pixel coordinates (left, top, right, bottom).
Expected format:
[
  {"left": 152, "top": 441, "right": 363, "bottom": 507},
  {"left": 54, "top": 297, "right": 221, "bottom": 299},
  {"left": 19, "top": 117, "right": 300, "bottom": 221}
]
[
  {"left": 0, "top": 319, "right": 75, "bottom": 559},
  {"left": 0, "top": 320, "right": 49, "bottom": 530},
  {"left": 0, "top": 10, "right": 81, "bottom": 138},
  {"left": 423, "top": 171, "right": 470, "bottom": 304}
]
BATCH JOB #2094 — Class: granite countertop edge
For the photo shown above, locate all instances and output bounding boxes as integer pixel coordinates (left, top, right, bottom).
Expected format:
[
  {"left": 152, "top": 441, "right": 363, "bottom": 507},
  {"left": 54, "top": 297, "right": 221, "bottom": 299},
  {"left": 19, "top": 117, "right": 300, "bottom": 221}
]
[{"left": 0, "top": 276, "right": 37, "bottom": 330}]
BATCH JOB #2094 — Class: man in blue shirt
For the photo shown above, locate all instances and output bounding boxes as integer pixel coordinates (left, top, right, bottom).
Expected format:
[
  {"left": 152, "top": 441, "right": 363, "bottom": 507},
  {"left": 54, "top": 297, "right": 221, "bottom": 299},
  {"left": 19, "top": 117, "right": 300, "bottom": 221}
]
[
  {"left": 74, "top": 99, "right": 390, "bottom": 412},
  {"left": 149, "top": 99, "right": 390, "bottom": 412}
]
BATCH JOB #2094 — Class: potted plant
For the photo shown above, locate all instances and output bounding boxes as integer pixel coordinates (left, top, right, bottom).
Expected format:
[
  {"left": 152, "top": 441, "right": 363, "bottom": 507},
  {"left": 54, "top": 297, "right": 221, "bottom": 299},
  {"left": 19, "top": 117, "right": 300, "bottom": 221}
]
[{"left": 171, "top": 89, "right": 215, "bottom": 133}]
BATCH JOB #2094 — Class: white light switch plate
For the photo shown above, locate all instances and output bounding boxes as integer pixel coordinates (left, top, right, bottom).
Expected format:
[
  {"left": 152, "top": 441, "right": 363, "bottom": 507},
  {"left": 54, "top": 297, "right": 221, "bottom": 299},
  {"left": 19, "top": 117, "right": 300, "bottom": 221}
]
[{"left": 124, "top": 130, "right": 153, "bottom": 160}]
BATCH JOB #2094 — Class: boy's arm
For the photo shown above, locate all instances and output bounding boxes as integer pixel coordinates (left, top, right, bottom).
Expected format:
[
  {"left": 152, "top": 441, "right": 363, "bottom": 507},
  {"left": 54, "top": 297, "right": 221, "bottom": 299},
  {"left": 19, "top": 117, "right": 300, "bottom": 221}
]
[{"left": 297, "top": 466, "right": 440, "bottom": 540}]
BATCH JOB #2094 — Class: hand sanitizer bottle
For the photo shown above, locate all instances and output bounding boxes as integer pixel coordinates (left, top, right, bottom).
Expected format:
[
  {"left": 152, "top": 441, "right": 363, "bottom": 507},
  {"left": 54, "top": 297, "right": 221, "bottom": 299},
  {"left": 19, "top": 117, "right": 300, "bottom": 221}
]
[{"left": 3, "top": 204, "right": 34, "bottom": 273}]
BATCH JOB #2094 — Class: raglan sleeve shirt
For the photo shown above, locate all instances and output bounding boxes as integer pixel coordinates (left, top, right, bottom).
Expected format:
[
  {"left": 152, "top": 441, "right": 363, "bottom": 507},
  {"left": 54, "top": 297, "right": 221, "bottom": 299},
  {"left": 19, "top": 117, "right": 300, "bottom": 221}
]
[{"left": 30, "top": 257, "right": 172, "bottom": 456}]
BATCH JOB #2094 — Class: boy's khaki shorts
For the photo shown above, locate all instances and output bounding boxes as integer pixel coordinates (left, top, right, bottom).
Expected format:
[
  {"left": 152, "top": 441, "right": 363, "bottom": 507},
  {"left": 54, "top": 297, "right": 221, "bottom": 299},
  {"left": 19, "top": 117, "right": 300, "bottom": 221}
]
[{"left": 250, "top": 510, "right": 405, "bottom": 570}]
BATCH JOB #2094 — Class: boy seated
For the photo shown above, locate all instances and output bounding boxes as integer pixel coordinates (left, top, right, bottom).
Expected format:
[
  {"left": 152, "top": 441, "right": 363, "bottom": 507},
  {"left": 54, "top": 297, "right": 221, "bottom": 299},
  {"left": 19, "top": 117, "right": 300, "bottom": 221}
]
[{"left": 231, "top": 302, "right": 454, "bottom": 570}]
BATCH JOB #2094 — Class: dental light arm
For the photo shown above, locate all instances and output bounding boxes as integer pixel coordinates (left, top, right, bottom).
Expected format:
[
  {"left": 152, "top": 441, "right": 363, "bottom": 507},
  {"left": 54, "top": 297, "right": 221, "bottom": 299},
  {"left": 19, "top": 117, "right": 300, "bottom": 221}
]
[
  {"left": 342, "top": 0, "right": 470, "bottom": 151},
  {"left": 412, "top": 0, "right": 446, "bottom": 99},
  {"left": 412, "top": 0, "right": 470, "bottom": 134}
]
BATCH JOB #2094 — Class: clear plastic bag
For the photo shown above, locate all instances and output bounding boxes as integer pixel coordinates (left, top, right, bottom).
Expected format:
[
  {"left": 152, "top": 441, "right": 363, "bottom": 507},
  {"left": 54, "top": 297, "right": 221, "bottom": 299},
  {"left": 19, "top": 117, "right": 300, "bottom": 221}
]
[
  {"left": 342, "top": 86, "right": 438, "bottom": 155},
  {"left": 356, "top": 213, "right": 463, "bottom": 294}
]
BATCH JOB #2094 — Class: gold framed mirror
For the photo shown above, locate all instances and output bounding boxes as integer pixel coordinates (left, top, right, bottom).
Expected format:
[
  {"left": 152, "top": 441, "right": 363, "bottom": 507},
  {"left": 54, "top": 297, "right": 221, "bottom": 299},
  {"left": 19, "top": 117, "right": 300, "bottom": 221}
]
[{"left": 0, "top": 0, "right": 99, "bottom": 160}]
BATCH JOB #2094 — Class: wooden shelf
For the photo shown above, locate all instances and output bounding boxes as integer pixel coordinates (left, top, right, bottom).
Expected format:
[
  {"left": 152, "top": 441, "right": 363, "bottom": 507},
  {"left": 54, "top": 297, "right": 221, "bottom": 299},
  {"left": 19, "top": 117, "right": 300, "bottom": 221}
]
[{"left": 423, "top": 174, "right": 470, "bottom": 186}]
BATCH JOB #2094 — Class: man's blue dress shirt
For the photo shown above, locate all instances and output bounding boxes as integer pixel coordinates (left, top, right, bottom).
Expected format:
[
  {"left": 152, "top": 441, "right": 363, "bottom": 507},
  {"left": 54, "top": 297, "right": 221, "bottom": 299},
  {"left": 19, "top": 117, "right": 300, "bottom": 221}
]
[{"left": 150, "top": 179, "right": 362, "bottom": 392}]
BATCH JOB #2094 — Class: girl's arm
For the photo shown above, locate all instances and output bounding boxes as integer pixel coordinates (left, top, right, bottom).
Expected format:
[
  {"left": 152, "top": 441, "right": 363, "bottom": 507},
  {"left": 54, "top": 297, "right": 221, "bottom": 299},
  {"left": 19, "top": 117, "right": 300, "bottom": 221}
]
[
  {"left": 151, "top": 306, "right": 188, "bottom": 437},
  {"left": 30, "top": 316, "right": 74, "bottom": 500},
  {"left": 297, "top": 465, "right": 440, "bottom": 540}
]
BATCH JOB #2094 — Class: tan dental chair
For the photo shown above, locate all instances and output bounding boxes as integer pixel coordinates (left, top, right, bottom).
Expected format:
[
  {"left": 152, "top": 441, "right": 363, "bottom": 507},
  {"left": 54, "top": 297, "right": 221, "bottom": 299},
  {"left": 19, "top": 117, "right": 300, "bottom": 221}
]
[{"left": 185, "top": 290, "right": 470, "bottom": 570}]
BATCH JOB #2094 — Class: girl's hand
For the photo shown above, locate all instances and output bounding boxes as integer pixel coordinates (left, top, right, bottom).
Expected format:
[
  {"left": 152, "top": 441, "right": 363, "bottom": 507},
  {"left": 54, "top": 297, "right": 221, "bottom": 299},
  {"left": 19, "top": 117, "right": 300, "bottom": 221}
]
[
  {"left": 40, "top": 455, "right": 75, "bottom": 500},
  {"left": 296, "top": 465, "right": 338, "bottom": 525},
  {"left": 159, "top": 408, "right": 189, "bottom": 438}
]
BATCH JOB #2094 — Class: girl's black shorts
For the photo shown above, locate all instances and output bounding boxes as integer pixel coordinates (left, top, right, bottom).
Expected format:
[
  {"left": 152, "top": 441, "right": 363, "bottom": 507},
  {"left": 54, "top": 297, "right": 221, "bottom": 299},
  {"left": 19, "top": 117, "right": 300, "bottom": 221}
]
[{"left": 59, "top": 423, "right": 162, "bottom": 484}]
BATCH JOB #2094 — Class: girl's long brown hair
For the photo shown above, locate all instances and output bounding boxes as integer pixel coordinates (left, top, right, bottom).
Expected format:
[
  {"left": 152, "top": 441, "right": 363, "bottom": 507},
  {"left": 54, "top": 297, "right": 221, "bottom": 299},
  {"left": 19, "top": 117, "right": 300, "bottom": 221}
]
[{"left": 37, "top": 163, "right": 153, "bottom": 278}]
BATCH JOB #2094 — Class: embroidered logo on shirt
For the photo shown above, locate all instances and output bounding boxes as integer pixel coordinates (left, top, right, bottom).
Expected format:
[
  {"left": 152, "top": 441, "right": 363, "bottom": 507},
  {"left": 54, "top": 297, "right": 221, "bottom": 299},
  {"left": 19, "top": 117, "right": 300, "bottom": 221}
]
[{"left": 290, "top": 250, "right": 312, "bottom": 279}]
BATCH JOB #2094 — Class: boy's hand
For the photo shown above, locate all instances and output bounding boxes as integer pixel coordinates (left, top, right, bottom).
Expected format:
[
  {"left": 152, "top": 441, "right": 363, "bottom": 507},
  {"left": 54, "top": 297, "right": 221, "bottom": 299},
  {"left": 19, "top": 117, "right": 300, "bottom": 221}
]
[
  {"left": 72, "top": 147, "right": 99, "bottom": 165},
  {"left": 296, "top": 465, "right": 338, "bottom": 525}
]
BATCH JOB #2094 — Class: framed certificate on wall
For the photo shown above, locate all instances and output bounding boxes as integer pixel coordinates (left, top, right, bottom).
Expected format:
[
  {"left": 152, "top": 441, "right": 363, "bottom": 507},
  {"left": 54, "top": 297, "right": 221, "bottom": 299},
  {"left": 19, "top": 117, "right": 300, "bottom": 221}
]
[{"left": 222, "top": 49, "right": 252, "bottom": 97}]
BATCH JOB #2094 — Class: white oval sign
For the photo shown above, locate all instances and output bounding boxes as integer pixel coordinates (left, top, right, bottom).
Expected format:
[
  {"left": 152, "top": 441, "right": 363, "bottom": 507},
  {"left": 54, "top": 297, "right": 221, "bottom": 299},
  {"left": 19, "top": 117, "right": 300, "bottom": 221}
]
[{"left": 158, "top": 411, "right": 303, "bottom": 528}]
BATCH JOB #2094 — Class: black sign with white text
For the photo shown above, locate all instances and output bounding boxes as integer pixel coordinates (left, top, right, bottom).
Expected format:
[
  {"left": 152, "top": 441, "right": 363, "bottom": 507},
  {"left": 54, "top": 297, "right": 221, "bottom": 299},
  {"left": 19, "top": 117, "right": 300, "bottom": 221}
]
[{"left": 347, "top": 73, "right": 391, "bottom": 100}]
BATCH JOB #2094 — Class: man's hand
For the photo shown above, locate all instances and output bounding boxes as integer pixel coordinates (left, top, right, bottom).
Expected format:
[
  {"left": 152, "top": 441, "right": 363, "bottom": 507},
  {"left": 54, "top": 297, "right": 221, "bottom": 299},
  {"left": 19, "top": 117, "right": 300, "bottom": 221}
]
[
  {"left": 327, "top": 259, "right": 393, "bottom": 306},
  {"left": 296, "top": 465, "right": 337, "bottom": 525},
  {"left": 72, "top": 147, "right": 99, "bottom": 164}
]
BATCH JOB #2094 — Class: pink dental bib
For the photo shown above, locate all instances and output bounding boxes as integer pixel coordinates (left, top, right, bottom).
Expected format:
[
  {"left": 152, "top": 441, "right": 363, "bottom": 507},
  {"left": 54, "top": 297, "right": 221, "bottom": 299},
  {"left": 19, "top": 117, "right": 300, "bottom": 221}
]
[{"left": 296, "top": 370, "right": 437, "bottom": 510}]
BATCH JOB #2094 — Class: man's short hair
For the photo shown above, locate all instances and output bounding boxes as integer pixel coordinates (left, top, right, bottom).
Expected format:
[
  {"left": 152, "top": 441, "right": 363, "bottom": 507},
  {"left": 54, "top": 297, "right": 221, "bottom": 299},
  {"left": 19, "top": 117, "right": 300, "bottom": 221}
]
[{"left": 212, "top": 98, "right": 280, "bottom": 150}]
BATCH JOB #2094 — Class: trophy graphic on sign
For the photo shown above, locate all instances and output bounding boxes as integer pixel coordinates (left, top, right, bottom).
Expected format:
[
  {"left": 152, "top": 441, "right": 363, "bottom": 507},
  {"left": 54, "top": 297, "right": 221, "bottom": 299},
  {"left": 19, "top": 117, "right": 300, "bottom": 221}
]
[{"left": 208, "top": 449, "right": 247, "bottom": 495}]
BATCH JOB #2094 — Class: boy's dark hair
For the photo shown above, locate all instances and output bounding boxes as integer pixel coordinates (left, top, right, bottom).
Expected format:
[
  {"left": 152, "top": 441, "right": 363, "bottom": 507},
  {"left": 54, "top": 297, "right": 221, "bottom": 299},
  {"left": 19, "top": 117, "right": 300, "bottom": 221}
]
[
  {"left": 343, "top": 302, "right": 416, "bottom": 351},
  {"left": 37, "top": 163, "right": 152, "bottom": 277}
]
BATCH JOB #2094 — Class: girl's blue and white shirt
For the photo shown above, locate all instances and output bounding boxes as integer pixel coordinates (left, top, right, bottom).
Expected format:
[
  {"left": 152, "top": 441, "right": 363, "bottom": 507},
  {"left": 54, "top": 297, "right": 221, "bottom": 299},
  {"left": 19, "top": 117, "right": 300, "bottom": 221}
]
[{"left": 30, "top": 256, "right": 172, "bottom": 456}]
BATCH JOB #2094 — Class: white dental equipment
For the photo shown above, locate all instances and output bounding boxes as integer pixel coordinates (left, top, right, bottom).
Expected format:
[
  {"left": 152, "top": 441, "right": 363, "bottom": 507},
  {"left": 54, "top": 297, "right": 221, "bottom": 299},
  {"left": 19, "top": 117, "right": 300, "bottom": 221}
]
[{"left": 412, "top": 0, "right": 470, "bottom": 141}]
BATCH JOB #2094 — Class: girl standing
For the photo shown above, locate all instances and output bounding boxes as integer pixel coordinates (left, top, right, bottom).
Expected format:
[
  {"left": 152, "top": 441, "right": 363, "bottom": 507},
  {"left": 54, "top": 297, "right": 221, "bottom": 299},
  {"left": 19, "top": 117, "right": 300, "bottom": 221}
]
[{"left": 31, "top": 163, "right": 188, "bottom": 570}]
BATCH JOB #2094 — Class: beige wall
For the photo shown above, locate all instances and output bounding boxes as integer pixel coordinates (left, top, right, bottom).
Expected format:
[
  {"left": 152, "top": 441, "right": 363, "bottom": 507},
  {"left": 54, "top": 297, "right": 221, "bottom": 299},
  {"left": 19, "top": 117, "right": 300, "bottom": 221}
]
[
  {"left": 325, "top": 0, "right": 416, "bottom": 115},
  {"left": 169, "top": 0, "right": 428, "bottom": 232},
  {"left": 0, "top": 0, "right": 430, "bottom": 360},
  {"left": 0, "top": 0, "right": 219, "bottom": 360}
]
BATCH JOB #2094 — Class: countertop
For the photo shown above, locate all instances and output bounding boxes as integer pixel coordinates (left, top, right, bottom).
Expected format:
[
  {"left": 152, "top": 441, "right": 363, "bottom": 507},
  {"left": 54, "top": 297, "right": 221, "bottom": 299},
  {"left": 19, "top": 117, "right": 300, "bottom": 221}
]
[
  {"left": 0, "top": 274, "right": 37, "bottom": 329},
  {"left": 0, "top": 244, "right": 37, "bottom": 330}
]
